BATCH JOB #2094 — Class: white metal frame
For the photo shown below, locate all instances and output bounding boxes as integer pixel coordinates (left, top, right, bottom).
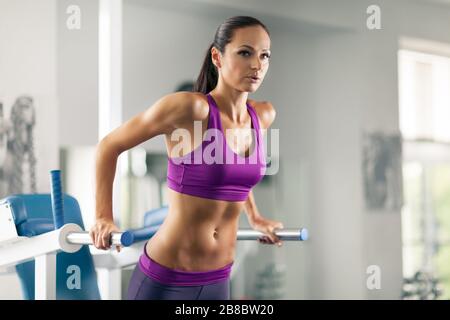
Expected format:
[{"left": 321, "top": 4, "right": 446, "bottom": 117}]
[
  {"left": 0, "top": 223, "right": 83, "bottom": 300},
  {"left": 0, "top": 223, "right": 145, "bottom": 300}
]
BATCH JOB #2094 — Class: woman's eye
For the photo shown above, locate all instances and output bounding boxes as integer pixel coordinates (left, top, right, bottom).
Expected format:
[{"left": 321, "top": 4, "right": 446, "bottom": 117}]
[{"left": 239, "top": 51, "right": 271, "bottom": 59}]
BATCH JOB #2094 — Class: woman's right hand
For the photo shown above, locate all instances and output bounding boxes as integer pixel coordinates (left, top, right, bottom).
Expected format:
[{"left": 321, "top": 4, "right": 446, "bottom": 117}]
[{"left": 89, "top": 218, "right": 121, "bottom": 251}]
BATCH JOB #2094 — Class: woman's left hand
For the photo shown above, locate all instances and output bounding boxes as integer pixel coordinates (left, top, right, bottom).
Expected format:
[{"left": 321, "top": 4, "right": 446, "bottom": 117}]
[{"left": 249, "top": 215, "right": 284, "bottom": 246}]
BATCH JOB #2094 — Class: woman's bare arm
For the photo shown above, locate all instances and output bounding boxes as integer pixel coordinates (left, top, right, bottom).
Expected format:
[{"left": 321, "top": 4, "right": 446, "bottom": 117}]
[{"left": 91, "top": 92, "right": 196, "bottom": 249}]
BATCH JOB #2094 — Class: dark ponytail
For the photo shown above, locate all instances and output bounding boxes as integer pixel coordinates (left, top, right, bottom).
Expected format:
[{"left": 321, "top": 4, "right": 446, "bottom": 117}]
[
  {"left": 194, "top": 43, "right": 218, "bottom": 94},
  {"left": 193, "top": 16, "right": 270, "bottom": 94}
]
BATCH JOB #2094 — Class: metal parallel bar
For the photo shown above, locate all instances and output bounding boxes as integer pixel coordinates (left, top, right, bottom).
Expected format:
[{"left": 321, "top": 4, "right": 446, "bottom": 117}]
[{"left": 66, "top": 227, "right": 308, "bottom": 247}]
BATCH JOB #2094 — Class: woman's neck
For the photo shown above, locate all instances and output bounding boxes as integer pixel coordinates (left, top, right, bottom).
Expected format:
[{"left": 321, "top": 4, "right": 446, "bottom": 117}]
[{"left": 209, "top": 86, "right": 249, "bottom": 123}]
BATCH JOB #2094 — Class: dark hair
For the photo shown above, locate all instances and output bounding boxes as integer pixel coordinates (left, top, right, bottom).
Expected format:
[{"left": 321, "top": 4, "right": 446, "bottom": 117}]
[
  {"left": 175, "top": 80, "right": 195, "bottom": 92},
  {"left": 193, "top": 16, "right": 270, "bottom": 94}
]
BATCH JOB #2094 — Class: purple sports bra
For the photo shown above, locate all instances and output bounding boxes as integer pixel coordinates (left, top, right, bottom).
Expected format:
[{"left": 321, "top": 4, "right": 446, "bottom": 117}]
[{"left": 166, "top": 93, "right": 267, "bottom": 201}]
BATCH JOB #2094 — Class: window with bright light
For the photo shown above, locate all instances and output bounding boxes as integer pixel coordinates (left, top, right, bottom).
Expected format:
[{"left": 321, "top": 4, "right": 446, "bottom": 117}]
[
  {"left": 399, "top": 50, "right": 450, "bottom": 142},
  {"left": 399, "top": 48, "right": 450, "bottom": 299}
]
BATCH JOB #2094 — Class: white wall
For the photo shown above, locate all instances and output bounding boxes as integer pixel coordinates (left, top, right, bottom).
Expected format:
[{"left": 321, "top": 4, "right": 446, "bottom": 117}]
[
  {"left": 359, "top": 0, "right": 450, "bottom": 299},
  {"left": 57, "top": 0, "right": 99, "bottom": 147},
  {"left": 0, "top": 0, "right": 58, "bottom": 299},
  {"left": 0, "top": 0, "right": 59, "bottom": 192},
  {"left": 123, "top": 0, "right": 219, "bottom": 152}
]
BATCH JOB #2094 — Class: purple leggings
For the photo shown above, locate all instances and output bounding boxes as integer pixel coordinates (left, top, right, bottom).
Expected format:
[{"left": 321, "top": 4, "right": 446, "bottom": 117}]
[{"left": 127, "top": 244, "right": 233, "bottom": 300}]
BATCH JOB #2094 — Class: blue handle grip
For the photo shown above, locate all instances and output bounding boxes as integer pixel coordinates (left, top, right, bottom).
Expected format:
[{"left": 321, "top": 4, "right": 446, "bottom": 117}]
[
  {"left": 50, "top": 170, "right": 64, "bottom": 229},
  {"left": 300, "top": 228, "right": 309, "bottom": 241},
  {"left": 120, "top": 224, "right": 161, "bottom": 246}
]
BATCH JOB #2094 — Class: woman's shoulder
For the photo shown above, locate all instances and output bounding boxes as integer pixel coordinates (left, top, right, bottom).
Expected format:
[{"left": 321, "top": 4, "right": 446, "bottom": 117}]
[
  {"left": 186, "top": 92, "right": 210, "bottom": 121},
  {"left": 165, "top": 91, "right": 209, "bottom": 123}
]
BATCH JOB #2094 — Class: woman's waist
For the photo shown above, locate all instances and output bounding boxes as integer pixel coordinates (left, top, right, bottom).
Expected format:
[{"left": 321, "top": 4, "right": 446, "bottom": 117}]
[
  {"left": 146, "top": 234, "right": 236, "bottom": 270},
  {"left": 141, "top": 241, "right": 234, "bottom": 286}
]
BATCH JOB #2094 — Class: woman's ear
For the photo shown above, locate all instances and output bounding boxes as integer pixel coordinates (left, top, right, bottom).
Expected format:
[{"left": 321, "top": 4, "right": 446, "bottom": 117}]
[{"left": 211, "top": 47, "right": 222, "bottom": 69}]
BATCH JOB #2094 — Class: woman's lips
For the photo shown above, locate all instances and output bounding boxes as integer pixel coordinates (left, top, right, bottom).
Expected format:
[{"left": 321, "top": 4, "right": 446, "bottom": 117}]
[{"left": 247, "top": 76, "right": 260, "bottom": 83}]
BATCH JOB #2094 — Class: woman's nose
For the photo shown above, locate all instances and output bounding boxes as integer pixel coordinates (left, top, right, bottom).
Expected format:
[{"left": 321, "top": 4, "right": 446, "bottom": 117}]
[{"left": 251, "top": 57, "right": 262, "bottom": 70}]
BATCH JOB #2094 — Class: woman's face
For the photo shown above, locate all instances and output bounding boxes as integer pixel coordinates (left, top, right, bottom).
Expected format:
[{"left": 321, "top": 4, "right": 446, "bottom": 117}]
[{"left": 212, "top": 25, "right": 271, "bottom": 93}]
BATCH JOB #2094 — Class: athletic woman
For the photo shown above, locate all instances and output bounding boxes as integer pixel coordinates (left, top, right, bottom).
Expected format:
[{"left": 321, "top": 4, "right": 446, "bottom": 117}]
[{"left": 90, "top": 16, "right": 284, "bottom": 300}]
